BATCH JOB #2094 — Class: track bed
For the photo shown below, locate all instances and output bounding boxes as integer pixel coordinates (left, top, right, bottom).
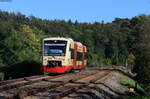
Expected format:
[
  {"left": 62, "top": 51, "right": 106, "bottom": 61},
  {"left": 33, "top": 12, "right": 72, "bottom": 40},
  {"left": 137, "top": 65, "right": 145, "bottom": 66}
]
[{"left": 0, "top": 66, "right": 128, "bottom": 99}]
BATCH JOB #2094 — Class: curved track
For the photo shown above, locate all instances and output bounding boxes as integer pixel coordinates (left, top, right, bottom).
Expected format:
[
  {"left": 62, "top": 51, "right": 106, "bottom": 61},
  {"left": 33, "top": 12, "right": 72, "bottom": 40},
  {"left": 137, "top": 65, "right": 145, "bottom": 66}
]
[{"left": 0, "top": 66, "right": 127, "bottom": 99}]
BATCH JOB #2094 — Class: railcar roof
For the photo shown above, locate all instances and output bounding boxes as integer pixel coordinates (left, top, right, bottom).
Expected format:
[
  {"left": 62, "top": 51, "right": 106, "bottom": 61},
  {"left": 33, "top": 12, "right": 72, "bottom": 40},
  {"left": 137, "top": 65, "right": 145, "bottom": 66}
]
[
  {"left": 43, "top": 37, "right": 73, "bottom": 41},
  {"left": 43, "top": 37, "right": 86, "bottom": 47}
]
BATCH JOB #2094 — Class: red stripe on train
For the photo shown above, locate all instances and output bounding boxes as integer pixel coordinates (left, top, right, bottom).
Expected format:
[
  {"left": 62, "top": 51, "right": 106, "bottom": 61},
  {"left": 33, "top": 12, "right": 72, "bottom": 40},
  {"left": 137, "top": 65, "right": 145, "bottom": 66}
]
[{"left": 43, "top": 65, "right": 86, "bottom": 73}]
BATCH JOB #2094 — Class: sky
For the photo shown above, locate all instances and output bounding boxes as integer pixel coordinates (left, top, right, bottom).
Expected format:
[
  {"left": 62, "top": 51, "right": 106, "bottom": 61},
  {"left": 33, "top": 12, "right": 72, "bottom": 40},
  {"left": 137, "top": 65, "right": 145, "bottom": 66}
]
[{"left": 0, "top": 0, "right": 150, "bottom": 23}]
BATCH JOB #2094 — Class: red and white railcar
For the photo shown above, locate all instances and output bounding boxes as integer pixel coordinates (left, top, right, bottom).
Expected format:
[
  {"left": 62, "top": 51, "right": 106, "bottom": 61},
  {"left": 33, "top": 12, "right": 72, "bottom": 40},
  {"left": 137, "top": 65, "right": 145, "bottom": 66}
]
[{"left": 42, "top": 37, "right": 87, "bottom": 73}]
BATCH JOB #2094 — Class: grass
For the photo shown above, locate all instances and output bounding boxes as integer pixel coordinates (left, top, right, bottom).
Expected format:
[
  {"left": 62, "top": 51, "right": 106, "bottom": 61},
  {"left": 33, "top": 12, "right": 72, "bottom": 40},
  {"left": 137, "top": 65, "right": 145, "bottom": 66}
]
[
  {"left": 0, "top": 72, "right": 4, "bottom": 80},
  {"left": 122, "top": 76, "right": 150, "bottom": 99}
]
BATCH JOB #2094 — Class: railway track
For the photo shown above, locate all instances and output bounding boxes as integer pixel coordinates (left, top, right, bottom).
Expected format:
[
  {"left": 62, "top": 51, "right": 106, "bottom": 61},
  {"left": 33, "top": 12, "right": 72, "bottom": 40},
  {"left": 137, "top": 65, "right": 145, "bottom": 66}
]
[{"left": 0, "top": 66, "right": 127, "bottom": 99}]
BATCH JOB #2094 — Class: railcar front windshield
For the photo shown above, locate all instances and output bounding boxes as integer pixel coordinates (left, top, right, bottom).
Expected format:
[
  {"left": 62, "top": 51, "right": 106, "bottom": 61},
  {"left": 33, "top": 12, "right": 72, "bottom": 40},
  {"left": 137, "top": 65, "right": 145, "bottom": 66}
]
[{"left": 44, "top": 40, "right": 67, "bottom": 56}]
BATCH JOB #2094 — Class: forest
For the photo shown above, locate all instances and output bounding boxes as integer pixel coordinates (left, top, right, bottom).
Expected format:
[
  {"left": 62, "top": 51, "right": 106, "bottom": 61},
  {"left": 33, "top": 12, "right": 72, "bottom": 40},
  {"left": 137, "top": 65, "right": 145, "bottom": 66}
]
[{"left": 0, "top": 11, "right": 149, "bottom": 94}]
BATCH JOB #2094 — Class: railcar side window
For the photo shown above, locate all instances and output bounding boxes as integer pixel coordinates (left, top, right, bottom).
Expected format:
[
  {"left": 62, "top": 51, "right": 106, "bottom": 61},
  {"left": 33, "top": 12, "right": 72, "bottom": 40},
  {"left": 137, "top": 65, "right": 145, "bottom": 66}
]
[
  {"left": 70, "top": 48, "right": 74, "bottom": 59},
  {"left": 77, "top": 52, "right": 83, "bottom": 61}
]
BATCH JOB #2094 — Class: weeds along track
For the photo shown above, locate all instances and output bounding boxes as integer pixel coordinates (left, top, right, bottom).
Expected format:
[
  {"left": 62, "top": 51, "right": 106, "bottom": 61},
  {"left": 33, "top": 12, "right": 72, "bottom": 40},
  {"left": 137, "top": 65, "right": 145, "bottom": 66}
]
[{"left": 0, "top": 66, "right": 126, "bottom": 99}]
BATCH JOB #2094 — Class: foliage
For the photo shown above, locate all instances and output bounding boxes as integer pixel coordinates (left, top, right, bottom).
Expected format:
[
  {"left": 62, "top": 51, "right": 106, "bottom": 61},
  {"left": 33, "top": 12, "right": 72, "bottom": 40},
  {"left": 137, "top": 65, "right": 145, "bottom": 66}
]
[
  {"left": 0, "top": 72, "right": 4, "bottom": 80},
  {"left": 122, "top": 76, "right": 146, "bottom": 94},
  {"left": 131, "top": 16, "right": 150, "bottom": 84},
  {"left": 122, "top": 76, "right": 150, "bottom": 99}
]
